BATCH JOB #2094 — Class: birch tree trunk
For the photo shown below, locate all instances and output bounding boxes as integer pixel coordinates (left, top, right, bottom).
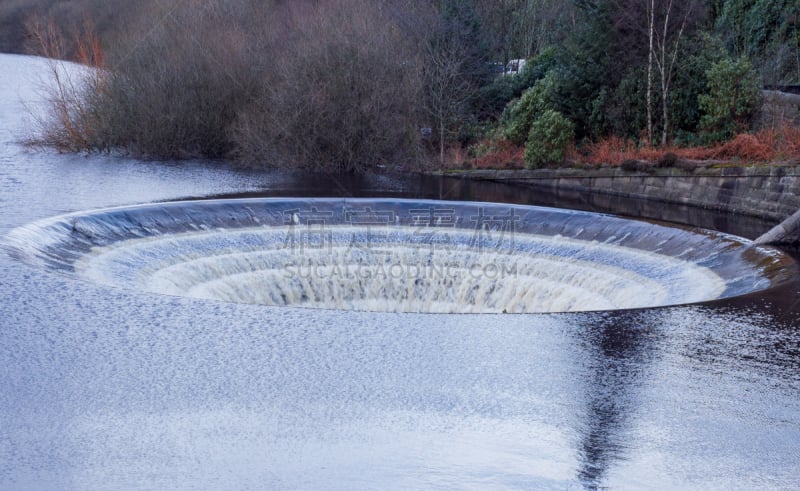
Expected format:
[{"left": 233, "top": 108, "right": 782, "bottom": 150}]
[
  {"left": 653, "top": 0, "right": 690, "bottom": 146},
  {"left": 439, "top": 120, "right": 445, "bottom": 170},
  {"left": 646, "top": 0, "right": 654, "bottom": 146}
]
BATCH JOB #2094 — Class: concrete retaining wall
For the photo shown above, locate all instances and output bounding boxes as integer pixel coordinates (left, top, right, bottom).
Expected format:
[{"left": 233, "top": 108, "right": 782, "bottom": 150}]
[{"left": 451, "top": 164, "right": 800, "bottom": 239}]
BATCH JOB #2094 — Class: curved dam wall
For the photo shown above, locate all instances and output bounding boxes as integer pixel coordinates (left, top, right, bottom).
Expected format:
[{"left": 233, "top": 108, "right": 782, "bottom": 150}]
[{"left": 453, "top": 164, "right": 800, "bottom": 243}]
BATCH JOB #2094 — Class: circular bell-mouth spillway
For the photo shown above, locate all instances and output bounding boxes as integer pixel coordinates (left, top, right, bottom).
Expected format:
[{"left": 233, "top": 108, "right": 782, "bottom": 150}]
[{"left": 3, "top": 198, "right": 795, "bottom": 313}]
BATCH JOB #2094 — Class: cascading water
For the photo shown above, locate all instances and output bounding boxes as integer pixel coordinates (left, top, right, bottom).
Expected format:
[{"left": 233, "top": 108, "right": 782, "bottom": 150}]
[{"left": 4, "top": 198, "right": 794, "bottom": 313}]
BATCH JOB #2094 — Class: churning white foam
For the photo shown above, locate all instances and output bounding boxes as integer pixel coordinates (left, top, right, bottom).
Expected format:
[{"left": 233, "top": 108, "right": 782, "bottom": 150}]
[{"left": 73, "top": 225, "right": 727, "bottom": 313}]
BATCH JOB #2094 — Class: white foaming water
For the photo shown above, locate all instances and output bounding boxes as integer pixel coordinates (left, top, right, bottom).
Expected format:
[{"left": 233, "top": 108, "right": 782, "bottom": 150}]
[
  {"left": 72, "top": 225, "right": 727, "bottom": 313},
  {"left": 6, "top": 198, "right": 790, "bottom": 314}
]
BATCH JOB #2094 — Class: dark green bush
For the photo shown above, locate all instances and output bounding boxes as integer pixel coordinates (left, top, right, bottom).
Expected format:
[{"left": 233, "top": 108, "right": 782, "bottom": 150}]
[
  {"left": 475, "top": 77, "right": 516, "bottom": 119},
  {"left": 524, "top": 109, "right": 574, "bottom": 169},
  {"left": 502, "top": 71, "right": 557, "bottom": 144},
  {"left": 698, "top": 56, "right": 762, "bottom": 143},
  {"left": 473, "top": 47, "right": 558, "bottom": 121}
]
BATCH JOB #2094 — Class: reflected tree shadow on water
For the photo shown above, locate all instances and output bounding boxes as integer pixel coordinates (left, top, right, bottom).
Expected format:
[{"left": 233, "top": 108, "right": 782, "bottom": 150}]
[{"left": 567, "top": 310, "right": 666, "bottom": 490}]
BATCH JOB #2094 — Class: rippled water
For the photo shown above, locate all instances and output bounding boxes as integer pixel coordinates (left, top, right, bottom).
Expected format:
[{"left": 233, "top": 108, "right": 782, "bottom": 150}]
[{"left": 2, "top": 54, "right": 800, "bottom": 490}]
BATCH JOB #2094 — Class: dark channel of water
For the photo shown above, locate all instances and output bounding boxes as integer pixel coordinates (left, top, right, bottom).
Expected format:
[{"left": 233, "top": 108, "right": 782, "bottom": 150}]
[{"left": 3, "top": 165, "right": 800, "bottom": 490}]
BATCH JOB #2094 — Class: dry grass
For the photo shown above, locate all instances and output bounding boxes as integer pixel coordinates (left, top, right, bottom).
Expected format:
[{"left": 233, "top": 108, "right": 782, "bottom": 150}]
[
  {"left": 470, "top": 139, "right": 525, "bottom": 169},
  {"left": 467, "top": 124, "right": 800, "bottom": 170},
  {"left": 576, "top": 125, "right": 800, "bottom": 166}
]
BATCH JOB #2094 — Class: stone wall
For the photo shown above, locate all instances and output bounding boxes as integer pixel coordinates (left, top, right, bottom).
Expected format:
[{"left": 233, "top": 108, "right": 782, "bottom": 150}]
[{"left": 451, "top": 164, "right": 800, "bottom": 242}]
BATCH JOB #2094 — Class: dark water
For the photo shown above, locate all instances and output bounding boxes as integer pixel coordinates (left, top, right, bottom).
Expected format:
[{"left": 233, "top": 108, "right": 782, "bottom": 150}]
[{"left": 2, "top": 157, "right": 800, "bottom": 489}]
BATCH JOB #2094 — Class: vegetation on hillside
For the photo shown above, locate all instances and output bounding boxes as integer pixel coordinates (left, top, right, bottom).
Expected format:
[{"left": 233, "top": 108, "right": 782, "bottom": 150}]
[{"left": 5, "top": 0, "right": 800, "bottom": 172}]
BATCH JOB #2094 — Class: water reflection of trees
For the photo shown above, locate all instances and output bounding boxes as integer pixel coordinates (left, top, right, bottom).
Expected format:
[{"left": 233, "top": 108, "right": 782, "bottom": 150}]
[{"left": 569, "top": 311, "right": 665, "bottom": 489}]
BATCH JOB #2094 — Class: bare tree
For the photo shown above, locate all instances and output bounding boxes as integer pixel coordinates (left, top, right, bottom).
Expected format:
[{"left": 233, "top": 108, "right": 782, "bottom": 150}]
[
  {"left": 421, "top": 36, "right": 476, "bottom": 168},
  {"left": 615, "top": 0, "right": 704, "bottom": 145},
  {"left": 651, "top": 0, "right": 696, "bottom": 145},
  {"left": 232, "top": 0, "right": 423, "bottom": 172},
  {"left": 24, "top": 14, "right": 106, "bottom": 151},
  {"left": 514, "top": 0, "right": 575, "bottom": 59},
  {"left": 411, "top": 0, "right": 491, "bottom": 169},
  {"left": 473, "top": 0, "right": 576, "bottom": 62},
  {"left": 646, "top": 0, "right": 655, "bottom": 145}
]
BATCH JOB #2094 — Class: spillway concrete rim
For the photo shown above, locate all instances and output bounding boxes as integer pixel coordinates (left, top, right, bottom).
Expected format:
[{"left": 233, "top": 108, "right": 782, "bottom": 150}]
[{"left": 3, "top": 197, "right": 796, "bottom": 315}]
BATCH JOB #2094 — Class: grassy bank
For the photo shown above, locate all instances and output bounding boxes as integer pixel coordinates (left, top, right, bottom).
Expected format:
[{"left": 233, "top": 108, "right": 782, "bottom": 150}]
[{"left": 462, "top": 124, "right": 800, "bottom": 171}]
